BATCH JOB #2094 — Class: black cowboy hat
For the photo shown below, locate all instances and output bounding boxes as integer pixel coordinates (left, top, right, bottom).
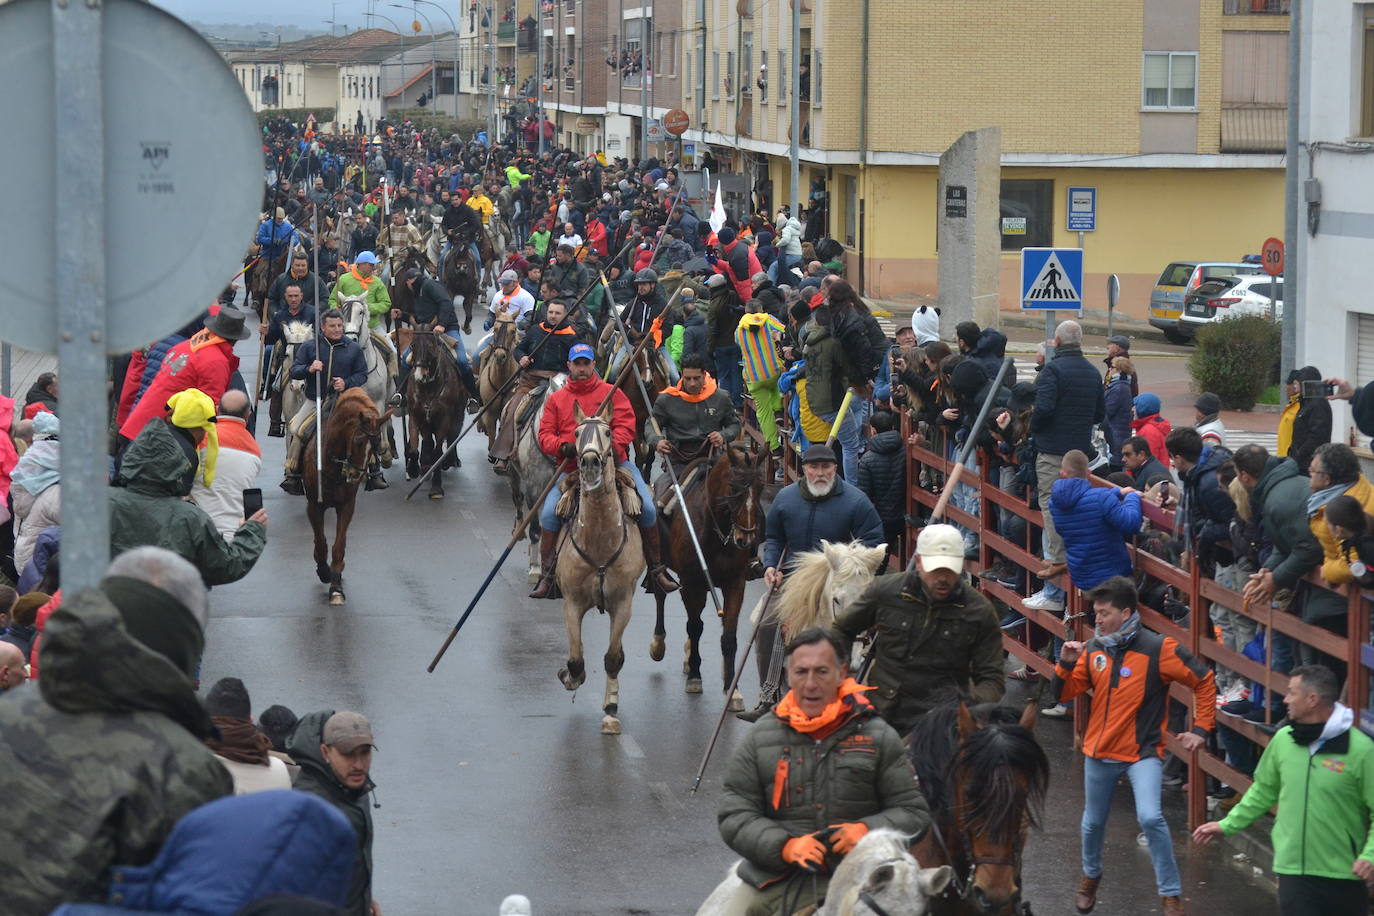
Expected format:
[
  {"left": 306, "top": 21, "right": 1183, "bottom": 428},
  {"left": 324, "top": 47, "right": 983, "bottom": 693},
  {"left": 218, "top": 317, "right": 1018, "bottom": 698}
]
[{"left": 204, "top": 306, "right": 254, "bottom": 341}]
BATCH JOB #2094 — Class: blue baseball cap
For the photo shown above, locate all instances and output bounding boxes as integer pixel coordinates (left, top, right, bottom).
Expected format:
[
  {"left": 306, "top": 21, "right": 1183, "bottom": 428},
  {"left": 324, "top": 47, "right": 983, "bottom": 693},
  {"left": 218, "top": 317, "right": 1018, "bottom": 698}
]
[
  {"left": 354, "top": 250, "right": 379, "bottom": 265},
  {"left": 569, "top": 343, "right": 595, "bottom": 362}
]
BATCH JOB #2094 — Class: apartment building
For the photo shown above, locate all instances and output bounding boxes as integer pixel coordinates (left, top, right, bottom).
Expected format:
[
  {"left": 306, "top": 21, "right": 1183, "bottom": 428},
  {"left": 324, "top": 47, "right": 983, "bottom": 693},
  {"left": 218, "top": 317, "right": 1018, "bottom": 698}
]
[{"left": 670, "top": 0, "right": 1290, "bottom": 318}]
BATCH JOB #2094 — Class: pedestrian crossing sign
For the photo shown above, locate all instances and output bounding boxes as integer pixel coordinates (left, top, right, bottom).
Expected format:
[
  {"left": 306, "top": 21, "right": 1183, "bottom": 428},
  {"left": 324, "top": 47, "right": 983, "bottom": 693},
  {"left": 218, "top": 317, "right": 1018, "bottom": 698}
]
[{"left": 1020, "top": 247, "right": 1083, "bottom": 311}]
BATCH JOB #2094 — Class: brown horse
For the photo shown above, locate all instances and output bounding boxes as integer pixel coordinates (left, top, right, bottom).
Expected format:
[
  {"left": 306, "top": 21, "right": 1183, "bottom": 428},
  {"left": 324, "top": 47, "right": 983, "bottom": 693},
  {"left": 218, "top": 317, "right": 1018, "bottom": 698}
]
[
  {"left": 651, "top": 444, "right": 764, "bottom": 709},
  {"left": 386, "top": 246, "right": 430, "bottom": 320},
  {"left": 907, "top": 702, "right": 1049, "bottom": 916},
  {"left": 303, "top": 388, "right": 394, "bottom": 605},
  {"left": 625, "top": 346, "right": 670, "bottom": 478},
  {"left": 477, "top": 312, "right": 519, "bottom": 449},
  {"left": 246, "top": 249, "right": 289, "bottom": 317},
  {"left": 442, "top": 242, "right": 482, "bottom": 335},
  {"left": 402, "top": 327, "right": 466, "bottom": 499}
]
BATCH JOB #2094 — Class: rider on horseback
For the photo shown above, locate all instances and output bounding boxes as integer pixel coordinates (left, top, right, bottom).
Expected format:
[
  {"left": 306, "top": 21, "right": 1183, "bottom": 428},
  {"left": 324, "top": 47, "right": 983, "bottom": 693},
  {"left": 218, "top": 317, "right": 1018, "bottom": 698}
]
[
  {"left": 610, "top": 268, "right": 680, "bottom": 384},
  {"left": 529, "top": 344, "right": 679, "bottom": 599},
  {"left": 441, "top": 194, "right": 483, "bottom": 268},
  {"left": 260, "top": 282, "right": 316, "bottom": 437},
  {"left": 255, "top": 207, "right": 296, "bottom": 261},
  {"left": 396, "top": 268, "right": 481, "bottom": 412},
  {"left": 281, "top": 309, "right": 384, "bottom": 493},
  {"left": 328, "top": 251, "right": 401, "bottom": 386},
  {"left": 647, "top": 353, "right": 741, "bottom": 476},
  {"left": 488, "top": 298, "right": 578, "bottom": 473},
  {"left": 376, "top": 210, "right": 424, "bottom": 282}
]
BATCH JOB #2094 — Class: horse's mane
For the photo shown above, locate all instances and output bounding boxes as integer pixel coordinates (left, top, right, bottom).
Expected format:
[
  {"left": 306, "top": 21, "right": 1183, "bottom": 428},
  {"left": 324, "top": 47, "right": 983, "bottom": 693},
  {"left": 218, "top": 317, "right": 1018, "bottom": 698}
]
[
  {"left": 908, "top": 702, "right": 1049, "bottom": 845},
  {"left": 331, "top": 387, "right": 376, "bottom": 420},
  {"left": 772, "top": 540, "right": 882, "bottom": 634}
]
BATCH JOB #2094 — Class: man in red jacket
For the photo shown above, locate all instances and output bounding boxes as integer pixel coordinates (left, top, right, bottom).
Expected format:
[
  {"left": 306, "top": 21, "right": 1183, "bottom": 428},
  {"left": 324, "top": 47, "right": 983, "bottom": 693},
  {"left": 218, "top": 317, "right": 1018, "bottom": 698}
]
[
  {"left": 714, "top": 226, "right": 763, "bottom": 304},
  {"left": 118, "top": 307, "right": 254, "bottom": 447},
  {"left": 529, "top": 343, "right": 677, "bottom": 599}
]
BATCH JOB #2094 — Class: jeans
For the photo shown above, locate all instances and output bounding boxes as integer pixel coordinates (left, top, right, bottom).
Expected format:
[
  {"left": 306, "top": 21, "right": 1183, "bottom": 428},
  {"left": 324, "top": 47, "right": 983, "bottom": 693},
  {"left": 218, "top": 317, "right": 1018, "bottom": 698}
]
[
  {"left": 950, "top": 446, "right": 980, "bottom": 552},
  {"left": 820, "top": 401, "right": 865, "bottom": 482},
  {"left": 540, "top": 461, "right": 656, "bottom": 532},
  {"left": 1081, "top": 755, "right": 1181, "bottom": 897},
  {"left": 769, "top": 253, "right": 801, "bottom": 285},
  {"left": 713, "top": 344, "right": 745, "bottom": 408}
]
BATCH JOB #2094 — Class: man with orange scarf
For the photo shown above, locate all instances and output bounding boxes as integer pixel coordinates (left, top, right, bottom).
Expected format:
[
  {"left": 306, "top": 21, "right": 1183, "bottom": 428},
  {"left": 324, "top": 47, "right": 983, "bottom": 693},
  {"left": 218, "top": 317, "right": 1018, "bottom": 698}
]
[
  {"left": 718, "top": 628, "right": 930, "bottom": 916},
  {"left": 646, "top": 353, "right": 740, "bottom": 476}
]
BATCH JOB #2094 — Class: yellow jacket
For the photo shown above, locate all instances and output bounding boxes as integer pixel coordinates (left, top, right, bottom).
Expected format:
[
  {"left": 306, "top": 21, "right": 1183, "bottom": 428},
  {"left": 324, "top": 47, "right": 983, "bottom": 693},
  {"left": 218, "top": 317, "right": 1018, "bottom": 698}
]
[
  {"left": 1277, "top": 395, "right": 1298, "bottom": 457},
  {"left": 466, "top": 194, "right": 494, "bottom": 226},
  {"left": 1313, "top": 475, "right": 1374, "bottom": 584},
  {"left": 795, "top": 377, "right": 832, "bottom": 444}
]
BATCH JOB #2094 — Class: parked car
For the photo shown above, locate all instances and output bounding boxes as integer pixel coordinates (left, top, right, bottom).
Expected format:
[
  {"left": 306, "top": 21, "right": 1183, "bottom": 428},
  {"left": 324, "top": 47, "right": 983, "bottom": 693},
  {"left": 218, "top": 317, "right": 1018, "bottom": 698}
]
[
  {"left": 1177, "top": 274, "right": 1283, "bottom": 340},
  {"left": 1148, "top": 261, "right": 1265, "bottom": 343}
]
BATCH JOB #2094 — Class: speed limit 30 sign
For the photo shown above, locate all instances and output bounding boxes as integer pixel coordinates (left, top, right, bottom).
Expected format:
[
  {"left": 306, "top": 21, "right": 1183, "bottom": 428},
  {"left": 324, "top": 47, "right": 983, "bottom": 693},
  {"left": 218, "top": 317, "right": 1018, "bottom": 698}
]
[{"left": 1262, "top": 237, "right": 1284, "bottom": 277}]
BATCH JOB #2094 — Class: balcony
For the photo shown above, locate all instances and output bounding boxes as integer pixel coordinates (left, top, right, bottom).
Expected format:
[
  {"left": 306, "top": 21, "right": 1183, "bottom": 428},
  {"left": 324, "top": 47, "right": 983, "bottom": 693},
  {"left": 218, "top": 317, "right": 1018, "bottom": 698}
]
[
  {"left": 497, "top": 21, "right": 516, "bottom": 43},
  {"left": 1223, "top": 0, "right": 1289, "bottom": 13}
]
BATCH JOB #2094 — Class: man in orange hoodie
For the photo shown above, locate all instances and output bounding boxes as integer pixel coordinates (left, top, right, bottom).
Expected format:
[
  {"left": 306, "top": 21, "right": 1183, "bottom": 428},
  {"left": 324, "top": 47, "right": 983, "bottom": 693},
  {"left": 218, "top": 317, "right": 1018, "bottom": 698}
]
[{"left": 1054, "top": 576, "right": 1215, "bottom": 916}]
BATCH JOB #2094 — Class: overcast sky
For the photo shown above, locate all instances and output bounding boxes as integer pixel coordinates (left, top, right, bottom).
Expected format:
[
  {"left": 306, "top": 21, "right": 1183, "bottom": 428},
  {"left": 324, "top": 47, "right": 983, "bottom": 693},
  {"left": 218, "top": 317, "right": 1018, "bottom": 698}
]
[{"left": 153, "top": 0, "right": 395, "bottom": 32}]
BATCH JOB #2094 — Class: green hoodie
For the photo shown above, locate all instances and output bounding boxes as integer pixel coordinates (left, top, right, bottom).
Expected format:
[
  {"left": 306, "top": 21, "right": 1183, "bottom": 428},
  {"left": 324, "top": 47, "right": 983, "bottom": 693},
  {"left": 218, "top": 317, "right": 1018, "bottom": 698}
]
[
  {"left": 1219, "top": 707, "right": 1374, "bottom": 880},
  {"left": 0, "top": 589, "right": 231, "bottom": 914},
  {"left": 110, "top": 418, "right": 267, "bottom": 587},
  {"left": 505, "top": 164, "right": 531, "bottom": 188}
]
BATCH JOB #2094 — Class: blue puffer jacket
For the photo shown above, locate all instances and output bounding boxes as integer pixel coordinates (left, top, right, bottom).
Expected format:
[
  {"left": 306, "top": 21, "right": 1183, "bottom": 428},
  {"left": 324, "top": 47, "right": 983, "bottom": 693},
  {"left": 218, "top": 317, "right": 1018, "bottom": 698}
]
[
  {"left": 1049, "top": 477, "right": 1141, "bottom": 590},
  {"left": 51, "top": 791, "right": 355, "bottom": 916},
  {"left": 762, "top": 478, "right": 885, "bottom": 570},
  {"left": 1031, "top": 344, "right": 1105, "bottom": 456}
]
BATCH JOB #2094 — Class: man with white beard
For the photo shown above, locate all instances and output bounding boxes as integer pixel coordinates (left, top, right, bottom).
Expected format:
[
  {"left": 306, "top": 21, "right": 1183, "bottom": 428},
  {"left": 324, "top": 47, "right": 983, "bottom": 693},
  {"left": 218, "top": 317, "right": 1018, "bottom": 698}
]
[{"left": 739, "top": 444, "right": 884, "bottom": 721}]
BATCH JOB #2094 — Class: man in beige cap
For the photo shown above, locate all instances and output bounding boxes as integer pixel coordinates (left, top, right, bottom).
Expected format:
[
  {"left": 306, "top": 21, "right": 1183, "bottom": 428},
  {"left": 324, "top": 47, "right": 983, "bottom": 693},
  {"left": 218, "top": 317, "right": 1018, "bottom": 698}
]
[
  {"left": 834, "top": 523, "right": 1005, "bottom": 736},
  {"left": 290, "top": 709, "right": 380, "bottom": 916}
]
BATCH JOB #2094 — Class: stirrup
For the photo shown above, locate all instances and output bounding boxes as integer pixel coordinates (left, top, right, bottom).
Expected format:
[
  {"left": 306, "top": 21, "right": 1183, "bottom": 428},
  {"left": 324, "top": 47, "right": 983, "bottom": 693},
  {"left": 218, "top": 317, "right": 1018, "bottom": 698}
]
[{"left": 279, "top": 475, "right": 303, "bottom": 495}]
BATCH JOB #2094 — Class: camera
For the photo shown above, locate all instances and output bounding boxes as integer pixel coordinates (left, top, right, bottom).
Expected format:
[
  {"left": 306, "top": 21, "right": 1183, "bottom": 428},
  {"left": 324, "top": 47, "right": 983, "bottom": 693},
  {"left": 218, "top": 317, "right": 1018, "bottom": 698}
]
[{"left": 1301, "top": 380, "right": 1336, "bottom": 399}]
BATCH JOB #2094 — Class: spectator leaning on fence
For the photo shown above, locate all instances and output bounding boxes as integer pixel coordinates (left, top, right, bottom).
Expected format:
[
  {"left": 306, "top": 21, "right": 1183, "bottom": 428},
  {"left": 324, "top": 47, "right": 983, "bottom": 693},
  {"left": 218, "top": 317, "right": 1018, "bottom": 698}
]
[
  {"left": 1194, "top": 665, "right": 1374, "bottom": 916},
  {"left": 1048, "top": 449, "right": 1142, "bottom": 592}
]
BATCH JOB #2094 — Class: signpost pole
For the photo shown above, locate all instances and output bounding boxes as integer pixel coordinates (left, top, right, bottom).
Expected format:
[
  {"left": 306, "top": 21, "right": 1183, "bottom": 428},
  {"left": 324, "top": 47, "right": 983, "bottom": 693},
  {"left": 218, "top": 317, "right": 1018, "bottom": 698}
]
[
  {"left": 54, "top": 0, "right": 110, "bottom": 593},
  {"left": 1, "top": 343, "right": 10, "bottom": 398},
  {"left": 1107, "top": 273, "right": 1120, "bottom": 340}
]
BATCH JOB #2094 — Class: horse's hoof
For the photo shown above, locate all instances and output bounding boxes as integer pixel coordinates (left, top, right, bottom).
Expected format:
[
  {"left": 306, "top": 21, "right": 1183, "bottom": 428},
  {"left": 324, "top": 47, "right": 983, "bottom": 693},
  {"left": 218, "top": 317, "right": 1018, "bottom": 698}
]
[
  {"left": 649, "top": 634, "right": 665, "bottom": 662},
  {"left": 316, "top": 565, "right": 331, "bottom": 584},
  {"left": 728, "top": 690, "right": 745, "bottom": 713},
  {"left": 686, "top": 678, "right": 703, "bottom": 695},
  {"left": 601, "top": 716, "right": 621, "bottom": 736},
  {"left": 329, "top": 591, "right": 345, "bottom": 606},
  {"left": 557, "top": 667, "right": 585, "bottom": 691},
  {"left": 528, "top": 567, "right": 541, "bottom": 584}
]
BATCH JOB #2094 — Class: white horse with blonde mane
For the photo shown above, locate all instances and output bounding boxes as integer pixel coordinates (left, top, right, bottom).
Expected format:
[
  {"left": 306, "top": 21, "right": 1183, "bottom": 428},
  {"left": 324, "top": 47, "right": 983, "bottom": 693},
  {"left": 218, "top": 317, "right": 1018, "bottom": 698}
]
[
  {"left": 754, "top": 540, "right": 888, "bottom": 640},
  {"left": 696, "top": 829, "right": 953, "bottom": 916}
]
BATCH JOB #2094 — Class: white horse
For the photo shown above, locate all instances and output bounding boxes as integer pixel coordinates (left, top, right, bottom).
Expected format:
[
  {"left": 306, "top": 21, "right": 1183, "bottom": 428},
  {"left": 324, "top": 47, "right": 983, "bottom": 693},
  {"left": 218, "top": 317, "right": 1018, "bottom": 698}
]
[
  {"left": 696, "top": 829, "right": 953, "bottom": 916},
  {"left": 424, "top": 213, "right": 445, "bottom": 270},
  {"left": 762, "top": 540, "right": 888, "bottom": 633},
  {"left": 337, "top": 292, "right": 398, "bottom": 465},
  {"left": 275, "top": 316, "right": 315, "bottom": 427}
]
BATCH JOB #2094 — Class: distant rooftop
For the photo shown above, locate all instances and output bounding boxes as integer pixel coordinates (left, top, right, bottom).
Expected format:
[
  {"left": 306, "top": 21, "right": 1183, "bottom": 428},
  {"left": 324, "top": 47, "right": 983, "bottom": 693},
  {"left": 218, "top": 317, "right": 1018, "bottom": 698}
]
[{"left": 224, "top": 28, "right": 448, "bottom": 64}]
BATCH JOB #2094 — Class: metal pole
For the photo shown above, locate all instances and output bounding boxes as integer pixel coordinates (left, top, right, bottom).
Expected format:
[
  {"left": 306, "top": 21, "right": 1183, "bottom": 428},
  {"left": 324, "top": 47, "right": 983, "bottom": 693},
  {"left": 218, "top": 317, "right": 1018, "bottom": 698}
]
[
  {"left": 640, "top": 11, "right": 651, "bottom": 163},
  {"left": 537, "top": 19, "right": 545, "bottom": 157},
  {"left": 312, "top": 177, "right": 325, "bottom": 503},
  {"left": 1, "top": 343, "right": 10, "bottom": 399},
  {"left": 54, "top": 1, "right": 110, "bottom": 593},
  {"left": 597, "top": 273, "right": 723, "bottom": 615},
  {"left": 789, "top": 0, "right": 800, "bottom": 215},
  {"left": 1281, "top": 0, "right": 1301, "bottom": 381}
]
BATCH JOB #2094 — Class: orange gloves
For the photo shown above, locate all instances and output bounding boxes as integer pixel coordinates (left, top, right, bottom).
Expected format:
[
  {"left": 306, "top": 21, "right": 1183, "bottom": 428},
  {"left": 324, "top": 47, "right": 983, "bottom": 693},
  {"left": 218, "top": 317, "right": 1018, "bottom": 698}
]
[
  {"left": 781, "top": 834, "right": 828, "bottom": 872},
  {"left": 827, "top": 822, "right": 870, "bottom": 854}
]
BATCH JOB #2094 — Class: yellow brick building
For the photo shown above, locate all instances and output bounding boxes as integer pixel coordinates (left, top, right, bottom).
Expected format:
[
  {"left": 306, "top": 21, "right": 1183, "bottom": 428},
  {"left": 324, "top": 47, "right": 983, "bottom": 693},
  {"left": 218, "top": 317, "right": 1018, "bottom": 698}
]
[{"left": 682, "top": 0, "right": 1290, "bottom": 322}]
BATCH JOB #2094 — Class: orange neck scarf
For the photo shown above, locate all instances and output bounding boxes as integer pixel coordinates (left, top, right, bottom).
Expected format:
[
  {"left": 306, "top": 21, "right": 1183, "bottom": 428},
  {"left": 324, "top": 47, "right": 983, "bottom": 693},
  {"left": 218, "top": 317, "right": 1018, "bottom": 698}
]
[
  {"left": 187, "top": 329, "right": 227, "bottom": 353},
  {"left": 774, "top": 678, "right": 874, "bottom": 739},
  {"left": 661, "top": 373, "right": 720, "bottom": 403},
  {"left": 350, "top": 266, "right": 376, "bottom": 289}
]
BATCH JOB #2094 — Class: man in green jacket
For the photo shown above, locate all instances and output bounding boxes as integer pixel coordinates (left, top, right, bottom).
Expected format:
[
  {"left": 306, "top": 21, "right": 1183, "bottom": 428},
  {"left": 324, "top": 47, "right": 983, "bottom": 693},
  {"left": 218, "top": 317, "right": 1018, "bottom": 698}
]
[
  {"left": 718, "top": 628, "right": 930, "bottom": 916},
  {"left": 111, "top": 415, "right": 267, "bottom": 587},
  {"left": 1194, "top": 665, "right": 1374, "bottom": 915},
  {"left": 1236, "top": 445, "right": 1324, "bottom": 676},
  {"left": 833, "top": 523, "right": 1005, "bottom": 736},
  {"left": 647, "top": 353, "right": 741, "bottom": 474},
  {"left": 0, "top": 548, "right": 232, "bottom": 915}
]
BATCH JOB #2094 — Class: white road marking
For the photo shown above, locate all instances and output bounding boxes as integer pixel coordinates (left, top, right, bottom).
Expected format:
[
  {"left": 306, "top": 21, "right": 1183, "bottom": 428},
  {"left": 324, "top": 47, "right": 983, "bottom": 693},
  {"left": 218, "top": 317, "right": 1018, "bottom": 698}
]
[{"left": 620, "top": 733, "right": 645, "bottom": 759}]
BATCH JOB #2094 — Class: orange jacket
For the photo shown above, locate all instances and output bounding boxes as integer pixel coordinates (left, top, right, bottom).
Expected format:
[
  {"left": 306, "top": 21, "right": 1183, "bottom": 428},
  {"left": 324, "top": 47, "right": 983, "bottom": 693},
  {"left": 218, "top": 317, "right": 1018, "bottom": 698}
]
[{"left": 1054, "top": 625, "right": 1215, "bottom": 762}]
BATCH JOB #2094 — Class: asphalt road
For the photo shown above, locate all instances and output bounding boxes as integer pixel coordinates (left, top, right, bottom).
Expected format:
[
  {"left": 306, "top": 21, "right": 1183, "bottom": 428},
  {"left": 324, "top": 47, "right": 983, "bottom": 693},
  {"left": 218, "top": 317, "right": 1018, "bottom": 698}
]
[{"left": 199, "top": 337, "right": 1280, "bottom": 915}]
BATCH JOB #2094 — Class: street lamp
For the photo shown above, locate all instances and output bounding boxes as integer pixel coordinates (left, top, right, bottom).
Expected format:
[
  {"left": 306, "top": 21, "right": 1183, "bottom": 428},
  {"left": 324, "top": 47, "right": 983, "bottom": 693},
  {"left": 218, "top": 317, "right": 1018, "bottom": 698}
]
[
  {"left": 402, "top": 0, "right": 462, "bottom": 119},
  {"left": 390, "top": 3, "right": 436, "bottom": 107}
]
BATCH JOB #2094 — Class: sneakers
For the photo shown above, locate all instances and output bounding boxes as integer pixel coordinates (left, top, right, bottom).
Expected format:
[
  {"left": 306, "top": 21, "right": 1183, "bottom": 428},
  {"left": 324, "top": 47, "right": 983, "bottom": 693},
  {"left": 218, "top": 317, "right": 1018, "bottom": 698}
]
[
  {"left": 999, "top": 610, "right": 1026, "bottom": 631},
  {"left": 1074, "top": 874, "right": 1100, "bottom": 914},
  {"left": 1042, "top": 703, "right": 1070, "bottom": 719},
  {"left": 1023, "top": 589, "right": 1065, "bottom": 612},
  {"left": 1220, "top": 683, "right": 1250, "bottom": 706}
]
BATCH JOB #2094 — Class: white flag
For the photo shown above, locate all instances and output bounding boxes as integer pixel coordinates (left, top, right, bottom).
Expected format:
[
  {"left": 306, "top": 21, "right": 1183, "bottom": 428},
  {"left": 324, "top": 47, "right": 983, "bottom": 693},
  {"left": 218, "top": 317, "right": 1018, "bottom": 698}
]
[{"left": 708, "top": 180, "right": 726, "bottom": 233}]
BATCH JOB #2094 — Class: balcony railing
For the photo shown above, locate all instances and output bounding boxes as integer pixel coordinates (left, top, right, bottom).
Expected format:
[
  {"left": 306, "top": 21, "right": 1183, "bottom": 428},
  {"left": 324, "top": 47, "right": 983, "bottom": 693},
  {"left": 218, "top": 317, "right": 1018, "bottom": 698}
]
[
  {"left": 497, "top": 21, "right": 516, "bottom": 42},
  {"left": 564, "top": 75, "right": 576, "bottom": 92},
  {"left": 1223, "top": 0, "right": 1290, "bottom": 13}
]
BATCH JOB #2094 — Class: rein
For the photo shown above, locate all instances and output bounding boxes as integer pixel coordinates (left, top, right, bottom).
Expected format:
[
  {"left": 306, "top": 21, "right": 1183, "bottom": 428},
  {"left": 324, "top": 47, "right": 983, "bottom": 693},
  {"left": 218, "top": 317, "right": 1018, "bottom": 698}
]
[{"left": 566, "top": 447, "right": 629, "bottom": 613}]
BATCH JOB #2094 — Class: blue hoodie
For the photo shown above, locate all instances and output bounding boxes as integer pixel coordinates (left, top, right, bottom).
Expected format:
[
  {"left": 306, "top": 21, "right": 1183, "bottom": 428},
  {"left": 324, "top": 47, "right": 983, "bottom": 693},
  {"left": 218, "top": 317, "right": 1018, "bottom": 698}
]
[
  {"left": 1050, "top": 477, "right": 1141, "bottom": 589},
  {"left": 52, "top": 791, "right": 355, "bottom": 915}
]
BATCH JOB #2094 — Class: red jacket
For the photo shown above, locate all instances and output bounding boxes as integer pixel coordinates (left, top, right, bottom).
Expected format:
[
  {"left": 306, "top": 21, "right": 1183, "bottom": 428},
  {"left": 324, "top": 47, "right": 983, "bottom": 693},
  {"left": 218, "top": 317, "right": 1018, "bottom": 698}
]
[
  {"left": 115, "top": 349, "right": 149, "bottom": 427},
  {"left": 1130, "top": 414, "right": 1172, "bottom": 464},
  {"left": 538, "top": 375, "right": 635, "bottom": 472},
  {"left": 585, "top": 220, "right": 609, "bottom": 259},
  {"left": 715, "top": 238, "right": 763, "bottom": 303},
  {"left": 119, "top": 332, "right": 238, "bottom": 441}
]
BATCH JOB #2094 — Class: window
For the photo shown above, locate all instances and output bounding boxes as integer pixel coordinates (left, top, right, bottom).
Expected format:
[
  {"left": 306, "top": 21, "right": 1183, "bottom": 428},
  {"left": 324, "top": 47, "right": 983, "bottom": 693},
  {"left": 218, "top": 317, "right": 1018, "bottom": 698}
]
[
  {"left": 999, "top": 179, "right": 1054, "bottom": 250},
  {"left": 1143, "top": 51, "right": 1197, "bottom": 110},
  {"left": 712, "top": 51, "right": 719, "bottom": 99},
  {"left": 812, "top": 49, "right": 821, "bottom": 105},
  {"left": 1362, "top": 9, "right": 1374, "bottom": 136},
  {"left": 759, "top": 50, "right": 767, "bottom": 101},
  {"left": 684, "top": 48, "right": 692, "bottom": 97},
  {"left": 776, "top": 50, "right": 785, "bottom": 105},
  {"left": 726, "top": 50, "right": 735, "bottom": 98},
  {"left": 843, "top": 174, "right": 857, "bottom": 247},
  {"left": 742, "top": 34, "right": 753, "bottom": 95}
]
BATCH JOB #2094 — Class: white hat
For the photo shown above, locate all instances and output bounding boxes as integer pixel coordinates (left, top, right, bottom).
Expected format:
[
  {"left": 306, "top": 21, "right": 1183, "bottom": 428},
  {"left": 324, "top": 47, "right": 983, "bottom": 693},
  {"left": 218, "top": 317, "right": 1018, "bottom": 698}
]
[{"left": 916, "top": 524, "right": 964, "bottom": 574}]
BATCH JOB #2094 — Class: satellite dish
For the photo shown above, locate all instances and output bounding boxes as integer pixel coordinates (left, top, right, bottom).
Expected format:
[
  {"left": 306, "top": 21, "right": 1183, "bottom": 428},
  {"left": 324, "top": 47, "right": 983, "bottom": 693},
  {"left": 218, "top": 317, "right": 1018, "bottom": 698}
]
[{"left": 0, "top": 0, "right": 263, "bottom": 354}]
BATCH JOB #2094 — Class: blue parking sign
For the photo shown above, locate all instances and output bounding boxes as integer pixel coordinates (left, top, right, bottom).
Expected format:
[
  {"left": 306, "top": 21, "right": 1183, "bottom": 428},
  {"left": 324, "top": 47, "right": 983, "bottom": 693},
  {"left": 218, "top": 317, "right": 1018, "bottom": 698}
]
[
  {"left": 1067, "top": 186, "right": 1096, "bottom": 231},
  {"left": 1021, "top": 248, "right": 1083, "bottom": 311}
]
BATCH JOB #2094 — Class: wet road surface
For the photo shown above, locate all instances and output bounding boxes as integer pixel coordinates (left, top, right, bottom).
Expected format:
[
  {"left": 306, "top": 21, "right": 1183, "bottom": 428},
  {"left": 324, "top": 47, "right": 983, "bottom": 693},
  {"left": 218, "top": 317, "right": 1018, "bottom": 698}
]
[{"left": 200, "top": 338, "right": 1279, "bottom": 915}]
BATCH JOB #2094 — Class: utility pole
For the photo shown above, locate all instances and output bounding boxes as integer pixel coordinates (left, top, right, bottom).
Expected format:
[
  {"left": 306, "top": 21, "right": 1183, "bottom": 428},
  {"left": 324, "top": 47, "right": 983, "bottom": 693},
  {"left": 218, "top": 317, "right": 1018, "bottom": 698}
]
[
  {"left": 1281, "top": 0, "right": 1301, "bottom": 382},
  {"left": 789, "top": 0, "right": 800, "bottom": 215},
  {"left": 537, "top": 15, "right": 545, "bottom": 156},
  {"left": 640, "top": 11, "right": 651, "bottom": 163}
]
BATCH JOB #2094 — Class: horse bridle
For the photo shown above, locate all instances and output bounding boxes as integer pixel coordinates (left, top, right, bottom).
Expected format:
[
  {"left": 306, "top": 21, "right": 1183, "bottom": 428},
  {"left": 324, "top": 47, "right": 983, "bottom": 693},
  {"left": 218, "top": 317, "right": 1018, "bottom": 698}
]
[
  {"left": 926, "top": 817, "right": 1021, "bottom": 903},
  {"left": 565, "top": 418, "right": 630, "bottom": 612},
  {"left": 333, "top": 424, "right": 380, "bottom": 485}
]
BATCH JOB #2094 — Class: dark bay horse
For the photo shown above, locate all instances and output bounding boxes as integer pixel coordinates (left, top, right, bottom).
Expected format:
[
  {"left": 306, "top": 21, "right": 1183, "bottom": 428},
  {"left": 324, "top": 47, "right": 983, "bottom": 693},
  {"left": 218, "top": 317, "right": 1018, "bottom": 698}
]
[
  {"left": 402, "top": 327, "right": 466, "bottom": 499},
  {"left": 246, "top": 249, "right": 289, "bottom": 317},
  {"left": 907, "top": 702, "right": 1049, "bottom": 916},
  {"left": 442, "top": 243, "right": 482, "bottom": 335},
  {"left": 624, "top": 346, "right": 670, "bottom": 478},
  {"left": 651, "top": 444, "right": 764, "bottom": 709},
  {"left": 387, "top": 246, "right": 430, "bottom": 320},
  {"left": 303, "top": 388, "right": 394, "bottom": 605}
]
